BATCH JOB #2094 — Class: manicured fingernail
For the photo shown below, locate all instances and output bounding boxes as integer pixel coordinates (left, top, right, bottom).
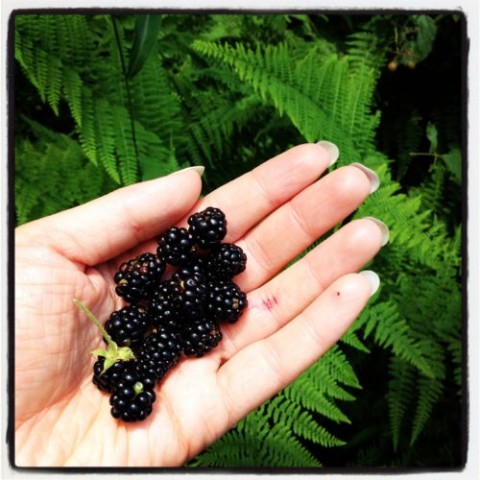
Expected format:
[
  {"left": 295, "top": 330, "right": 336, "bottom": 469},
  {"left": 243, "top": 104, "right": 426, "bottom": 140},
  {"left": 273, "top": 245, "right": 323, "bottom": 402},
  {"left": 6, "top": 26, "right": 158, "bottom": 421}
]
[
  {"left": 317, "top": 140, "right": 339, "bottom": 166},
  {"left": 350, "top": 163, "right": 380, "bottom": 193},
  {"left": 359, "top": 270, "right": 380, "bottom": 297},
  {"left": 364, "top": 216, "right": 390, "bottom": 246},
  {"left": 170, "top": 166, "right": 205, "bottom": 177}
]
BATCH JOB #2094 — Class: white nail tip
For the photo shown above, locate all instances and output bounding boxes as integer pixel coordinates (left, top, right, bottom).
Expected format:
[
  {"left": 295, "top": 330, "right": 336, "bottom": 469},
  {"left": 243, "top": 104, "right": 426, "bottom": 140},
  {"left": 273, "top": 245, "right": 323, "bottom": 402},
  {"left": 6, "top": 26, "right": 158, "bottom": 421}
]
[
  {"left": 350, "top": 163, "right": 380, "bottom": 193},
  {"left": 364, "top": 216, "right": 390, "bottom": 246},
  {"left": 317, "top": 140, "right": 340, "bottom": 166},
  {"left": 171, "top": 166, "right": 205, "bottom": 177},
  {"left": 359, "top": 270, "right": 380, "bottom": 297}
]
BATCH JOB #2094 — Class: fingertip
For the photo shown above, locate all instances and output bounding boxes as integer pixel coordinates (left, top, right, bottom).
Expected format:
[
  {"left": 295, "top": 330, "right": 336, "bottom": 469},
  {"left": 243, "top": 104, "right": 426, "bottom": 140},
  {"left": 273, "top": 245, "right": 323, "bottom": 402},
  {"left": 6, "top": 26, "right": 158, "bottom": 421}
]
[{"left": 358, "top": 270, "right": 381, "bottom": 297}]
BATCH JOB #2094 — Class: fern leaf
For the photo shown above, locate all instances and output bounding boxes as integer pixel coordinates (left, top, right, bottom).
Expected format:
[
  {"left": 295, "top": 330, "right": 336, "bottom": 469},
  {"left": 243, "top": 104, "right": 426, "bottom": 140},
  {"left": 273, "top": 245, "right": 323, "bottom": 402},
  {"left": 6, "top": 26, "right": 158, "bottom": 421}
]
[
  {"left": 410, "top": 376, "right": 444, "bottom": 446},
  {"left": 387, "top": 357, "right": 416, "bottom": 451},
  {"left": 268, "top": 396, "right": 346, "bottom": 447},
  {"left": 46, "top": 55, "right": 63, "bottom": 115},
  {"left": 78, "top": 88, "right": 98, "bottom": 165},
  {"left": 111, "top": 105, "right": 138, "bottom": 184},
  {"left": 285, "top": 379, "right": 352, "bottom": 425},
  {"left": 63, "top": 67, "right": 83, "bottom": 126},
  {"left": 358, "top": 300, "right": 436, "bottom": 378}
]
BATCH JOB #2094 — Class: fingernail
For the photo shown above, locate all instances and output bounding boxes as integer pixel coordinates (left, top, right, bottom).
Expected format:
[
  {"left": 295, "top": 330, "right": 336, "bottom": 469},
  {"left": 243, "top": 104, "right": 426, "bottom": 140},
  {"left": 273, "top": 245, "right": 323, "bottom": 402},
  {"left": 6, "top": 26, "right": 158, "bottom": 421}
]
[
  {"left": 170, "top": 166, "right": 205, "bottom": 177},
  {"left": 350, "top": 163, "right": 380, "bottom": 193},
  {"left": 317, "top": 140, "right": 339, "bottom": 166},
  {"left": 359, "top": 270, "right": 380, "bottom": 297},
  {"left": 364, "top": 216, "right": 390, "bottom": 246}
]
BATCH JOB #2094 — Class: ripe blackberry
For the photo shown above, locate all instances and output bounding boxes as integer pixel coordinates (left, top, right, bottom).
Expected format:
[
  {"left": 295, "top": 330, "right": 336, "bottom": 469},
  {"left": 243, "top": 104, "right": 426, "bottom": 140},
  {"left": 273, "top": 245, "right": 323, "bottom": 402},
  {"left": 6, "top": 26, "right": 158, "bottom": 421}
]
[
  {"left": 137, "top": 327, "right": 182, "bottom": 381},
  {"left": 109, "top": 368, "right": 156, "bottom": 422},
  {"left": 148, "top": 281, "right": 182, "bottom": 331},
  {"left": 207, "top": 280, "right": 248, "bottom": 323},
  {"left": 114, "top": 253, "right": 166, "bottom": 303},
  {"left": 92, "top": 358, "right": 133, "bottom": 393},
  {"left": 206, "top": 243, "right": 247, "bottom": 280},
  {"left": 104, "top": 305, "right": 152, "bottom": 353},
  {"left": 157, "top": 227, "right": 195, "bottom": 266},
  {"left": 181, "top": 318, "right": 222, "bottom": 357},
  {"left": 176, "top": 255, "right": 207, "bottom": 278},
  {"left": 188, "top": 207, "right": 227, "bottom": 248},
  {"left": 169, "top": 270, "right": 209, "bottom": 318}
]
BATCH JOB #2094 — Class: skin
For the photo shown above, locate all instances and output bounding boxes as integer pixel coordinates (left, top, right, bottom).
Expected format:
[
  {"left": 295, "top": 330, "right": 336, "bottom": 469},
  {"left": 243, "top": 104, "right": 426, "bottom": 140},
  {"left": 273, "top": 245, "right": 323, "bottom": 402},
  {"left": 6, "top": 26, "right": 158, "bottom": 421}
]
[{"left": 15, "top": 143, "right": 386, "bottom": 467}]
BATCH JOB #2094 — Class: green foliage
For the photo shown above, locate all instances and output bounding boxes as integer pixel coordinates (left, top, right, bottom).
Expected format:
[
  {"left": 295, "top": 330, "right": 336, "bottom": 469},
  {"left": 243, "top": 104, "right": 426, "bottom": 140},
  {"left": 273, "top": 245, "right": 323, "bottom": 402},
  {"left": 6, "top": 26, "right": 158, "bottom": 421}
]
[
  {"left": 15, "top": 121, "right": 115, "bottom": 224},
  {"left": 14, "top": 13, "right": 462, "bottom": 468}
]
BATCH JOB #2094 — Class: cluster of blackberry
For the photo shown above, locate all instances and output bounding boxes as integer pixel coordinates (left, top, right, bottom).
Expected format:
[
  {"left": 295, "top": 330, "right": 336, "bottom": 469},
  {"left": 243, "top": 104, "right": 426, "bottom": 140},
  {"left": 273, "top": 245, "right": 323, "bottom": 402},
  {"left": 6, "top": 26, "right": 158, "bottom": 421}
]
[{"left": 86, "top": 207, "right": 248, "bottom": 423}]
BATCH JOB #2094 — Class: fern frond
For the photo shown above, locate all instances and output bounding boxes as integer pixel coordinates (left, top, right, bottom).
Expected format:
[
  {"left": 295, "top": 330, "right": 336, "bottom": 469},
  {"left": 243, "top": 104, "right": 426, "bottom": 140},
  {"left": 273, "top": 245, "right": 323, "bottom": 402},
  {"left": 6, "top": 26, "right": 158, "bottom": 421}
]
[
  {"left": 284, "top": 379, "right": 352, "bottom": 425},
  {"left": 410, "top": 376, "right": 444, "bottom": 446},
  {"left": 93, "top": 99, "right": 120, "bottom": 183},
  {"left": 15, "top": 124, "right": 114, "bottom": 224},
  {"left": 268, "top": 397, "right": 346, "bottom": 447},
  {"left": 341, "top": 329, "right": 371, "bottom": 353},
  {"left": 192, "top": 407, "right": 320, "bottom": 467},
  {"left": 63, "top": 67, "right": 83, "bottom": 126},
  {"left": 358, "top": 300, "right": 436, "bottom": 378},
  {"left": 78, "top": 87, "right": 98, "bottom": 166},
  {"left": 387, "top": 357, "right": 416, "bottom": 451},
  {"left": 131, "top": 53, "right": 183, "bottom": 144}
]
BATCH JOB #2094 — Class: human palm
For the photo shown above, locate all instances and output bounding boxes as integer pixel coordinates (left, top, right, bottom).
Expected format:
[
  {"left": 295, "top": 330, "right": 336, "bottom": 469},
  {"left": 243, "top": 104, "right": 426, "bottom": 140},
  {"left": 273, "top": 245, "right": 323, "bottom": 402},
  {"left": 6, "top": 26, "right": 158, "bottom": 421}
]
[{"left": 15, "top": 144, "right": 386, "bottom": 467}]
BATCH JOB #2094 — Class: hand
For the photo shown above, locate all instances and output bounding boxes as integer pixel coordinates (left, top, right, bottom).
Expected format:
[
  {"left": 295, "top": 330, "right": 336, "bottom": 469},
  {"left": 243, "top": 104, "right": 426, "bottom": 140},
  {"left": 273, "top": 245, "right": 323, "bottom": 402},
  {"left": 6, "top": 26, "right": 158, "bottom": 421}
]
[{"left": 15, "top": 143, "right": 387, "bottom": 467}]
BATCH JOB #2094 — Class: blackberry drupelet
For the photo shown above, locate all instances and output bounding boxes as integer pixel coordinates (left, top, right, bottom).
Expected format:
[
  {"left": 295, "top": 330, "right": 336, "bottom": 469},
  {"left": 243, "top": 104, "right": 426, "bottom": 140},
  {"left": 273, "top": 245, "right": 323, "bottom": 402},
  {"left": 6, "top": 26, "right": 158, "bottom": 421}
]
[
  {"left": 104, "top": 305, "right": 152, "bottom": 353},
  {"left": 109, "top": 368, "right": 156, "bottom": 422},
  {"left": 168, "top": 270, "right": 209, "bottom": 318},
  {"left": 114, "top": 253, "right": 166, "bottom": 303},
  {"left": 137, "top": 327, "right": 182, "bottom": 381},
  {"left": 206, "top": 243, "right": 247, "bottom": 280},
  {"left": 92, "top": 358, "right": 132, "bottom": 393},
  {"left": 207, "top": 280, "right": 248, "bottom": 323},
  {"left": 181, "top": 318, "right": 222, "bottom": 357},
  {"left": 148, "top": 281, "right": 182, "bottom": 331},
  {"left": 188, "top": 207, "right": 227, "bottom": 248},
  {"left": 157, "top": 227, "right": 195, "bottom": 266}
]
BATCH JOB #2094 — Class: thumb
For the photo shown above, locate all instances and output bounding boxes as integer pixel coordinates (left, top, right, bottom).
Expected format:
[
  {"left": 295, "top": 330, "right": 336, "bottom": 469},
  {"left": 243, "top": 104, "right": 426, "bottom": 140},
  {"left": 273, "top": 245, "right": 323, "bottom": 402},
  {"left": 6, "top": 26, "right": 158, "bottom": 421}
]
[{"left": 17, "top": 167, "right": 204, "bottom": 266}]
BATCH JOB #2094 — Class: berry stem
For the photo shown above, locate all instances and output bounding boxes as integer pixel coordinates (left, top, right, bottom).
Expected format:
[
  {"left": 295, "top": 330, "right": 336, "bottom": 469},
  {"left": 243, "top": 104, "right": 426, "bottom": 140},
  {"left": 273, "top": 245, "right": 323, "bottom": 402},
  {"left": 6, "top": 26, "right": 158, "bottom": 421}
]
[
  {"left": 73, "top": 299, "right": 117, "bottom": 350},
  {"left": 73, "top": 299, "right": 136, "bottom": 373}
]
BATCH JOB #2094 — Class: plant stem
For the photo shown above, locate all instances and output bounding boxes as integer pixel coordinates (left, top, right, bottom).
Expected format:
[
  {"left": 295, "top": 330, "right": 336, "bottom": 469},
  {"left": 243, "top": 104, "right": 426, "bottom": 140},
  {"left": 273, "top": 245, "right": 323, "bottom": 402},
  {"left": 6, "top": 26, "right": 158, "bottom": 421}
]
[{"left": 73, "top": 299, "right": 116, "bottom": 350}]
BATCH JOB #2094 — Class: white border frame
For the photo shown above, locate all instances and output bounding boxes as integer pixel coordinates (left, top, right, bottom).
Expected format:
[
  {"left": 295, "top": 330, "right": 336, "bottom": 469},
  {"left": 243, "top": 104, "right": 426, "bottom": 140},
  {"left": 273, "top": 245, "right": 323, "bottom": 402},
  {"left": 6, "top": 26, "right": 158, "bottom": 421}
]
[{"left": 2, "top": 1, "right": 478, "bottom": 478}]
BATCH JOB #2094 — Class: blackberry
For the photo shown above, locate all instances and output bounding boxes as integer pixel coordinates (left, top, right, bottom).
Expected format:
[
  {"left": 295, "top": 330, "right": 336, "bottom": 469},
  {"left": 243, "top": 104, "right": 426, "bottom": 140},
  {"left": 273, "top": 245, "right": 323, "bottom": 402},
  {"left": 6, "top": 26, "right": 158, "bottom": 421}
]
[
  {"left": 137, "top": 327, "right": 182, "bottom": 381},
  {"left": 181, "top": 318, "right": 222, "bottom": 357},
  {"left": 92, "top": 358, "right": 132, "bottom": 393},
  {"left": 148, "top": 281, "right": 182, "bottom": 331},
  {"left": 157, "top": 227, "right": 195, "bottom": 266},
  {"left": 188, "top": 207, "right": 227, "bottom": 248},
  {"left": 176, "top": 255, "right": 207, "bottom": 278},
  {"left": 114, "top": 253, "right": 166, "bottom": 303},
  {"left": 104, "top": 305, "right": 152, "bottom": 353},
  {"left": 169, "top": 270, "right": 208, "bottom": 318},
  {"left": 206, "top": 243, "right": 247, "bottom": 280},
  {"left": 207, "top": 280, "right": 248, "bottom": 323},
  {"left": 109, "top": 368, "right": 156, "bottom": 422}
]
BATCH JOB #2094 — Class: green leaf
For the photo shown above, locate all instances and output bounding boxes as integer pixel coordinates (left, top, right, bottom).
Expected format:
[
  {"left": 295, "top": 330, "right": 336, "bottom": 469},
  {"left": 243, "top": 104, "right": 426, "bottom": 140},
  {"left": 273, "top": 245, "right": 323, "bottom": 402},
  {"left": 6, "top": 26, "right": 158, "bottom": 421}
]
[
  {"left": 127, "top": 14, "right": 162, "bottom": 79},
  {"left": 440, "top": 146, "right": 461, "bottom": 184},
  {"left": 412, "top": 15, "right": 438, "bottom": 63},
  {"left": 426, "top": 122, "right": 438, "bottom": 153}
]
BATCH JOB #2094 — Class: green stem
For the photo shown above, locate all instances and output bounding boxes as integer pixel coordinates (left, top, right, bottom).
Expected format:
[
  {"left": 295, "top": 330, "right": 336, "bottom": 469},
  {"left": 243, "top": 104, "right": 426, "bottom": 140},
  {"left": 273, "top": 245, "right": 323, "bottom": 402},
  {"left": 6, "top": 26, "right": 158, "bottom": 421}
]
[
  {"left": 73, "top": 299, "right": 117, "bottom": 350},
  {"left": 111, "top": 15, "right": 140, "bottom": 174}
]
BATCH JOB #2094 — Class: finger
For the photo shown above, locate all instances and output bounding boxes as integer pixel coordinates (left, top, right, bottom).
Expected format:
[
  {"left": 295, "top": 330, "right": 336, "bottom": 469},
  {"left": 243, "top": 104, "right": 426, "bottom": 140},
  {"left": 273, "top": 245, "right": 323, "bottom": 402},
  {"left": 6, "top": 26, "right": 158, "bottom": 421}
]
[
  {"left": 217, "top": 272, "right": 377, "bottom": 425},
  {"left": 182, "top": 143, "right": 335, "bottom": 240},
  {"left": 233, "top": 164, "right": 377, "bottom": 291},
  {"left": 217, "top": 217, "right": 386, "bottom": 359},
  {"left": 16, "top": 169, "right": 203, "bottom": 266}
]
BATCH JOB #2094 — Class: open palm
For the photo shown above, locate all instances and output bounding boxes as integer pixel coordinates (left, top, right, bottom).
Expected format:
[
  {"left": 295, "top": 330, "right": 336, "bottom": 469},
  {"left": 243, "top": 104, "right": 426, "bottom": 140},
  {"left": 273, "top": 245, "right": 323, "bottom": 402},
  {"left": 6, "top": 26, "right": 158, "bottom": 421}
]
[{"left": 15, "top": 144, "right": 386, "bottom": 467}]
